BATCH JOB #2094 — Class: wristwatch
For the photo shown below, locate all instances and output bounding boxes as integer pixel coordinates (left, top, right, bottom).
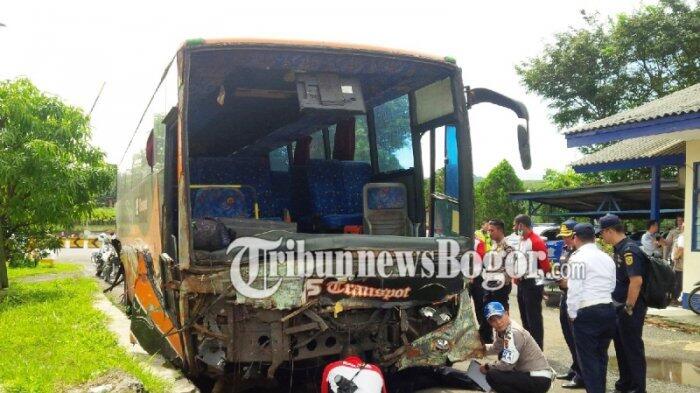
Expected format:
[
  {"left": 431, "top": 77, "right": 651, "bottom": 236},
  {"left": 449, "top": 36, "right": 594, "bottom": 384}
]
[{"left": 624, "top": 303, "right": 634, "bottom": 316}]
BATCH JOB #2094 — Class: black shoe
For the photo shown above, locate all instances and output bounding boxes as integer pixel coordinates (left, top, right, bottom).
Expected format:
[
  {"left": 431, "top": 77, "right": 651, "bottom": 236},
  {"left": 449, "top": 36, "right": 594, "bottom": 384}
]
[
  {"left": 561, "top": 377, "right": 585, "bottom": 389},
  {"left": 556, "top": 371, "right": 575, "bottom": 380}
]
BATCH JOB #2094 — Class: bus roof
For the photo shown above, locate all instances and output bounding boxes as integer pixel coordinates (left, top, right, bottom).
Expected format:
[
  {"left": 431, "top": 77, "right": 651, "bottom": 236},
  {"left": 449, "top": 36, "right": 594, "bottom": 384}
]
[{"left": 180, "top": 37, "right": 457, "bottom": 66}]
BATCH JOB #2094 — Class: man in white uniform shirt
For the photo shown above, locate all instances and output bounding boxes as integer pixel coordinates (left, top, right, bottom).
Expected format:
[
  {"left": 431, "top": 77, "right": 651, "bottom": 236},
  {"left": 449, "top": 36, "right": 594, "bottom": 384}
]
[{"left": 566, "top": 223, "right": 617, "bottom": 393}]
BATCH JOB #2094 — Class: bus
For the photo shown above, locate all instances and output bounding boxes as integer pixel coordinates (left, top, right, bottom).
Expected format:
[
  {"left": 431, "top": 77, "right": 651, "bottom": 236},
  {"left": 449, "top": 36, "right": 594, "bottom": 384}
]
[{"left": 116, "top": 38, "right": 530, "bottom": 388}]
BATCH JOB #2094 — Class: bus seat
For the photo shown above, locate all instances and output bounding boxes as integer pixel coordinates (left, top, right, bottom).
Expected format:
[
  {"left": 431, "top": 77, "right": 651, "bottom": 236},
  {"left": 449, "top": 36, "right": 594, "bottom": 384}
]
[
  {"left": 189, "top": 157, "right": 277, "bottom": 218},
  {"left": 192, "top": 188, "right": 249, "bottom": 219},
  {"left": 338, "top": 161, "right": 372, "bottom": 213},
  {"left": 362, "top": 183, "right": 412, "bottom": 236},
  {"left": 290, "top": 163, "right": 312, "bottom": 222},
  {"left": 270, "top": 170, "right": 291, "bottom": 217},
  {"left": 307, "top": 160, "right": 371, "bottom": 230}
]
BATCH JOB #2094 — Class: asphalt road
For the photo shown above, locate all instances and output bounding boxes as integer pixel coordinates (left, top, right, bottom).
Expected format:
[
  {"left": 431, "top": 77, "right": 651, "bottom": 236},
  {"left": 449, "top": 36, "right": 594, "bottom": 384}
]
[{"left": 56, "top": 248, "right": 700, "bottom": 392}]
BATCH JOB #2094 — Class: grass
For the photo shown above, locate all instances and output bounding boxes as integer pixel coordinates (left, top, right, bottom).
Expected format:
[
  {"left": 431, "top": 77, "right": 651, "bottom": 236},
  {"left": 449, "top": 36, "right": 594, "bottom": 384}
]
[
  {"left": 7, "top": 262, "right": 82, "bottom": 280},
  {"left": 0, "top": 278, "right": 169, "bottom": 392}
]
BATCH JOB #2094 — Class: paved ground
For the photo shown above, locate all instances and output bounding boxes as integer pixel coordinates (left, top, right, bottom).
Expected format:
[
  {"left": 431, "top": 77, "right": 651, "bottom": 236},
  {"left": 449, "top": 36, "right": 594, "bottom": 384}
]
[
  {"left": 55, "top": 248, "right": 700, "bottom": 392},
  {"left": 419, "top": 288, "right": 700, "bottom": 393}
]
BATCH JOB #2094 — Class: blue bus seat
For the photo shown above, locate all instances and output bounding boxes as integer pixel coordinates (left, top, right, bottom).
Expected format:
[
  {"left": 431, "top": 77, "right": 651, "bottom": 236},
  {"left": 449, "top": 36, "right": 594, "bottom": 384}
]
[
  {"left": 192, "top": 188, "right": 249, "bottom": 219},
  {"left": 189, "top": 157, "right": 276, "bottom": 218},
  {"left": 363, "top": 183, "right": 411, "bottom": 236},
  {"left": 306, "top": 160, "right": 371, "bottom": 230}
]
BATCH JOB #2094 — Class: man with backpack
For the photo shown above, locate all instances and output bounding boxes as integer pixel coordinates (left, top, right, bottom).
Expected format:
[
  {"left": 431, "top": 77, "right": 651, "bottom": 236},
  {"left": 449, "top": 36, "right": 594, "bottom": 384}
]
[{"left": 598, "top": 214, "right": 647, "bottom": 393}]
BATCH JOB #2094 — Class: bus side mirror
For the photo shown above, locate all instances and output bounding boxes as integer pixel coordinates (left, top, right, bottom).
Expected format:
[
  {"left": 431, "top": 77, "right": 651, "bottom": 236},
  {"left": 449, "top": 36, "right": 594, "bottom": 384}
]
[
  {"left": 465, "top": 87, "right": 531, "bottom": 170},
  {"left": 517, "top": 124, "right": 531, "bottom": 170}
]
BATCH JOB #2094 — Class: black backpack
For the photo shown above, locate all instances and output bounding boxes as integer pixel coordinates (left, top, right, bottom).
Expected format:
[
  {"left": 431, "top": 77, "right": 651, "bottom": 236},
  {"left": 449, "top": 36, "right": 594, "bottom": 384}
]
[{"left": 642, "top": 255, "right": 676, "bottom": 309}]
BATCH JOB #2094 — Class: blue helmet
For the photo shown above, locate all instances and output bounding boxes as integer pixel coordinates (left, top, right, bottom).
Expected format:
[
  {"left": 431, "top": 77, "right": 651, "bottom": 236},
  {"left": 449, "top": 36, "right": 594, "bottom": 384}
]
[{"left": 484, "top": 301, "right": 506, "bottom": 319}]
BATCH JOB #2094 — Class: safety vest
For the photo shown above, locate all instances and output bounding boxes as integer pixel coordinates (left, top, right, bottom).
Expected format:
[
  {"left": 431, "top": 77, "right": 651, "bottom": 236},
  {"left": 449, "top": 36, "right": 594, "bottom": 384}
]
[{"left": 475, "top": 230, "right": 492, "bottom": 253}]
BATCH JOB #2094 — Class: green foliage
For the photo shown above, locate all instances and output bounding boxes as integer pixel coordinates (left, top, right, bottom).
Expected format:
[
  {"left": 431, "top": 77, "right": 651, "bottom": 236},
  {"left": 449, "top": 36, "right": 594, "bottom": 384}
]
[
  {"left": 522, "top": 179, "right": 546, "bottom": 191},
  {"left": 517, "top": 0, "right": 699, "bottom": 181},
  {"left": 474, "top": 160, "right": 524, "bottom": 228},
  {"left": 87, "top": 207, "right": 116, "bottom": 226},
  {"left": 423, "top": 167, "right": 446, "bottom": 206},
  {"left": 542, "top": 168, "right": 592, "bottom": 189},
  {"left": 96, "top": 163, "right": 117, "bottom": 206},
  {"left": 7, "top": 262, "right": 81, "bottom": 280},
  {"left": 517, "top": 0, "right": 699, "bottom": 130},
  {"left": 354, "top": 96, "right": 411, "bottom": 170},
  {"left": 0, "top": 79, "right": 111, "bottom": 280},
  {"left": 0, "top": 278, "right": 169, "bottom": 392}
]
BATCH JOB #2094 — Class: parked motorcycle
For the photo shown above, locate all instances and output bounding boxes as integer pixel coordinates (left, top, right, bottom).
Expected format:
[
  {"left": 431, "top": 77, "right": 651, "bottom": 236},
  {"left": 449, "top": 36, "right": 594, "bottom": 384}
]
[
  {"left": 688, "top": 280, "right": 700, "bottom": 315},
  {"left": 92, "top": 233, "right": 120, "bottom": 284}
]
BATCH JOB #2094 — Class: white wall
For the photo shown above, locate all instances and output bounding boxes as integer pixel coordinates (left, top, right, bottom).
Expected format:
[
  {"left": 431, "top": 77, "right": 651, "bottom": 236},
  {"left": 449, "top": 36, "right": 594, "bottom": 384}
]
[{"left": 682, "top": 139, "right": 700, "bottom": 306}]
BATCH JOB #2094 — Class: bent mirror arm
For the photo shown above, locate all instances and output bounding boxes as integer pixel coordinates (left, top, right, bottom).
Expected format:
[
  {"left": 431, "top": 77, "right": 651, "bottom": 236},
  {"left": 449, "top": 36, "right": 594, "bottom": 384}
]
[{"left": 464, "top": 87, "right": 532, "bottom": 170}]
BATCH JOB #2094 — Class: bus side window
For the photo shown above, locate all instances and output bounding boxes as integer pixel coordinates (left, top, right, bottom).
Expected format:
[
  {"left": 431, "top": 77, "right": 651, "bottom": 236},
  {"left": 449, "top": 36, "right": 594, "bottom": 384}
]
[
  {"left": 444, "top": 125, "right": 458, "bottom": 199},
  {"left": 354, "top": 115, "right": 371, "bottom": 163},
  {"left": 309, "top": 130, "right": 325, "bottom": 160},
  {"left": 269, "top": 146, "right": 290, "bottom": 172},
  {"left": 373, "top": 95, "right": 413, "bottom": 173}
]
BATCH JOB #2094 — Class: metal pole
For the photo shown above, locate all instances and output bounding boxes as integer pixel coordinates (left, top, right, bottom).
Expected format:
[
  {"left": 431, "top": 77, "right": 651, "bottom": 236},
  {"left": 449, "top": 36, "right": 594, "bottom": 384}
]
[
  {"left": 650, "top": 165, "right": 661, "bottom": 220},
  {"left": 429, "top": 128, "right": 436, "bottom": 237}
]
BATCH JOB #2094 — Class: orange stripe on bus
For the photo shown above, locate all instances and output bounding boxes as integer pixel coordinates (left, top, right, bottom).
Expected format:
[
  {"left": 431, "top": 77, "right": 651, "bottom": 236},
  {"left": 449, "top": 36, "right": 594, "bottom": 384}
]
[{"left": 134, "top": 253, "right": 184, "bottom": 358}]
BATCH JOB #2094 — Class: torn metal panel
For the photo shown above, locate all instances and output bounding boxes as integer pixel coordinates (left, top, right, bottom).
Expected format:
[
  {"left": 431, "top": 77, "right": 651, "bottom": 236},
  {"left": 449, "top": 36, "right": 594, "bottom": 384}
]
[
  {"left": 233, "top": 263, "right": 305, "bottom": 310},
  {"left": 397, "top": 289, "right": 484, "bottom": 369}
]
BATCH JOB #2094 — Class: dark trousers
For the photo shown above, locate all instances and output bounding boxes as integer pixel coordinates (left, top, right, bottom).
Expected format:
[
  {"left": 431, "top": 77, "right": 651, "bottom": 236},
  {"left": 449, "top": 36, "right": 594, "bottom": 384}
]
[
  {"left": 470, "top": 278, "right": 491, "bottom": 343},
  {"left": 673, "top": 271, "right": 683, "bottom": 300},
  {"left": 472, "top": 278, "right": 512, "bottom": 344},
  {"left": 613, "top": 301, "right": 647, "bottom": 393},
  {"left": 516, "top": 279, "right": 544, "bottom": 349},
  {"left": 486, "top": 283, "right": 512, "bottom": 310},
  {"left": 559, "top": 291, "right": 580, "bottom": 376},
  {"left": 572, "top": 303, "right": 616, "bottom": 393},
  {"left": 485, "top": 369, "right": 551, "bottom": 393}
]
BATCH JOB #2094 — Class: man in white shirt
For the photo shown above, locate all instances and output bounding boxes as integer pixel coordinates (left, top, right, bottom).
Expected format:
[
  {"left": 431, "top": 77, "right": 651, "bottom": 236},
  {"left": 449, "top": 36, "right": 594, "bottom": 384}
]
[
  {"left": 566, "top": 223, "right": 617, "bottom": 393},
  {"left": 640, "top": 219, "right": 662, "bottom": 257},
  {"left": 672, "top": 223, "right": 685, "bottom": 304},
  {"left": 664, "top": 215, "right": 684, "bottom": 260}
]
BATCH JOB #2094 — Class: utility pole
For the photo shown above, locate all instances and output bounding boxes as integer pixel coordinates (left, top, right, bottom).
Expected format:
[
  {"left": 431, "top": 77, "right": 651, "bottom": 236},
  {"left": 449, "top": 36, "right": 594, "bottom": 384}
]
[{"left": 88, "top": 82, "right": 106, "bottom": 116}]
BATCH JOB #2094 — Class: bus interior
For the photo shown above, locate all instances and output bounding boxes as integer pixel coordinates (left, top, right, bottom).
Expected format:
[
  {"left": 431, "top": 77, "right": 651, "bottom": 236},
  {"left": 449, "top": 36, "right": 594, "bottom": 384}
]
[{"left": 180, "top": 46, "right": 465, "bottom": 263}]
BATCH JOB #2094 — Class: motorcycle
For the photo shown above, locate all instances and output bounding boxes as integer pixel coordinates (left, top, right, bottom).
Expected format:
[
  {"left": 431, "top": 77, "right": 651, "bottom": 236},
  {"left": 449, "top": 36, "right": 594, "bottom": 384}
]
[
  {"left": 688, "top": 280, "right": 700, "bottom": 315},
  {"left": 92, "top": 233, "right": 120, "bottom": 284}
]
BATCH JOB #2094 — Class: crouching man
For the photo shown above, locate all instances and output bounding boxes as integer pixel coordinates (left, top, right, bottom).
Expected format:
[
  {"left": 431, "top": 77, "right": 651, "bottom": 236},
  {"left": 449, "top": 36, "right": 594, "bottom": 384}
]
[
  {"left": 480, "top": 301, "right": 553, "bottom": 393},
  {"left": 321, "top": 344, "right": 387, "bottom": 393}
]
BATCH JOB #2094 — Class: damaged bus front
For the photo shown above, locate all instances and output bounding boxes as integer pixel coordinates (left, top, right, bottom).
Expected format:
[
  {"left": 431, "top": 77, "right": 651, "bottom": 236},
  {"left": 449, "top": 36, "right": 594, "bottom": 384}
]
[{"left": 116, "top": 39, "right": 531, "bottom": 387}]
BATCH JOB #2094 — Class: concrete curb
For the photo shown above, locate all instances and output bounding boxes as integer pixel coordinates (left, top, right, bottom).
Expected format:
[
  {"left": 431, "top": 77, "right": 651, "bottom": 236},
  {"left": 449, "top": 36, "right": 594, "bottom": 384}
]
[{"left": 93, "top": 292, "right": 199, "bottom": 393}]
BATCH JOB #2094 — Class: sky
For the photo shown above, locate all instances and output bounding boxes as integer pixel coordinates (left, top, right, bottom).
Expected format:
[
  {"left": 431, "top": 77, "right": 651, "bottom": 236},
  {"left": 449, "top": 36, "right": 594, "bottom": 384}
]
[{"left": 0, "top": 0, "right": 656, "bottom": 179}]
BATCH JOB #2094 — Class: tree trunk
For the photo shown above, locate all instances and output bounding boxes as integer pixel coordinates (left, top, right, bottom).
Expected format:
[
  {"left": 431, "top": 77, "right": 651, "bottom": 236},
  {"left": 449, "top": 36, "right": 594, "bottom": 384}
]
[{"left": 0, "top": 227, "right": 8, "bottom": 289}]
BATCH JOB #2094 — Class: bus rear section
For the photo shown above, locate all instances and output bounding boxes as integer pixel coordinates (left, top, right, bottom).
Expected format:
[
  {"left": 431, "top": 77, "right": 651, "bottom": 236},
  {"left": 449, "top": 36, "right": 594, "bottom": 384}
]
[{"left": 119, "top": 40, "right": 484, "bottom": 386}]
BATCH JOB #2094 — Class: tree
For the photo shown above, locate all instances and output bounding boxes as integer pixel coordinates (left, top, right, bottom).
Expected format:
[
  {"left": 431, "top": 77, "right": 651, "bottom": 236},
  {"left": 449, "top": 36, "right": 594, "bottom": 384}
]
[
  {"left": 542, "top": 168, "right": 592, "bottom": 190},
  {"left": 474, "top": 160, "right": 524, "bottom": 228},
  {"left": 517, "top": 0, "right": 699, "bottom": 181},
  {"left": 0, "top": 78, "right": 111, "bottom": 288},
  {"left": 96, "top": 163, "right": 117, "bottom": 206}
]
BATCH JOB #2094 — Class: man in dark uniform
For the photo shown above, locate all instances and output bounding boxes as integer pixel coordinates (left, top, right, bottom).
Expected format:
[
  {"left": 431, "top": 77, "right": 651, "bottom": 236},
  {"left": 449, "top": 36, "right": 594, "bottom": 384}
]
[
  {"left": 555, "top": 219, "right": 585, "bottom": 389},
  {"left": 599, "top": 214, "right": 647, "bottom": 393}
]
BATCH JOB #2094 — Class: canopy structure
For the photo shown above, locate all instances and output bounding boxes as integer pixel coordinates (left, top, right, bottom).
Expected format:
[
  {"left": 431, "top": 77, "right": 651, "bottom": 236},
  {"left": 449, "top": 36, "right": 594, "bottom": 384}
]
[
  {"left": 510, "top": 181, "right": 684, "bottom": 218},
  {"left": 561, "top": 83, "right": 700, "bottom": 220},
  {"left": 565, "top": 83, "right": 700, "bottom": 148},
  {"left": 570, "top": 137, "right": 685, "bottom": 173}
]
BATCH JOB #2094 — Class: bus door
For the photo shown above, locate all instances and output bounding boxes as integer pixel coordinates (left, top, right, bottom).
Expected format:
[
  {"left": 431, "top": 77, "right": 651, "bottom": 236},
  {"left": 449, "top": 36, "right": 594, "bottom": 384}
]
[{"left": 424, "top": 125, "right": 460, "bottom": 238}]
